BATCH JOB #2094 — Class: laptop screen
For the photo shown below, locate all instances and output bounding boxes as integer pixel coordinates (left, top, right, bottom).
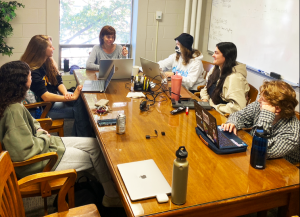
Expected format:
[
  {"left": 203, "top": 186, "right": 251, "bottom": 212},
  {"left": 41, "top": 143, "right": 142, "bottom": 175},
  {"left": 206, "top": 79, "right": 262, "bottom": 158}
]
[
  {"left": 195, "top": 101, "right": 220, "bottom": 146},
  {"left": 104, "top": 65, "right": 115, "bottom": 92},
  {"left": 140, "top": 57, "right": 162, "bottom": 81}
]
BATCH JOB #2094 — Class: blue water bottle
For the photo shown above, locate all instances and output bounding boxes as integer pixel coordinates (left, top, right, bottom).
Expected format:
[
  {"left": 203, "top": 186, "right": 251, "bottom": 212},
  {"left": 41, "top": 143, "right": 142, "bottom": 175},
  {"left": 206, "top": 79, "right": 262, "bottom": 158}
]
[{"left": 250, "top": 127, "right": 271, "bottom": 169}]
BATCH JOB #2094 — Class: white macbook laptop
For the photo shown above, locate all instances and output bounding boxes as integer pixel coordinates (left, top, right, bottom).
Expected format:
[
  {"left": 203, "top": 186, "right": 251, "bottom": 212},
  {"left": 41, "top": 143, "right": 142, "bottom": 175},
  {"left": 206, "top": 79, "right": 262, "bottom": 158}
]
[
  {"left": 82, "top": 65, "right": 115, "bottom": 92},
  {"left": 140, "top": 57, "right": 162, "bottom": 81},
  {"left": 98, "top": 59, "right": 133, "bottom": 79},
  {"left": 117, "top": 159, "right": 171, "bottom": 201}
]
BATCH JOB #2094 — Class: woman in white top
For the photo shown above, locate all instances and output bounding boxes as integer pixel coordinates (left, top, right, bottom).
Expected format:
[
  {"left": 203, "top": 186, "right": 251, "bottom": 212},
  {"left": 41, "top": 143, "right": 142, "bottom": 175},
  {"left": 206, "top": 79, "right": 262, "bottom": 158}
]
[
  {"left": 158, "top": 33, "right": 205, "bottom": 92},
  {"left": 86, "top": 25, "right": 128, "bottom": 70}
]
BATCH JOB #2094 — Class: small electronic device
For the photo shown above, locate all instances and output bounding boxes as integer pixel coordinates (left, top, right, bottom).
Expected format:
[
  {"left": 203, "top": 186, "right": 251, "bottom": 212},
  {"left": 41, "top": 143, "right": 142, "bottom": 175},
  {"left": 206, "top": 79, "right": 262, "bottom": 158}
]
[
  {"left": 196, "top": 101, "right": 212, "bottom": 110},
  {"left": 97, "top": 119, "right": 117, "bottom": 126},
  {"left": 156, "top": 11, "right": 162, "bottom": 20},
  {"left": 171, "top": 99, "right": 196, "bottom": 109},
  {"left": 95, "top": 99, "right": 109, "bottom": 107},
  {"left": 156, "top": 194, "right": 169, "bottom": 203},
  {"left": 140, "top": 101, "right": 147, "bottom": 111},
  {"left": 170, "top": 106, "right": 186, "bottom": 115}
]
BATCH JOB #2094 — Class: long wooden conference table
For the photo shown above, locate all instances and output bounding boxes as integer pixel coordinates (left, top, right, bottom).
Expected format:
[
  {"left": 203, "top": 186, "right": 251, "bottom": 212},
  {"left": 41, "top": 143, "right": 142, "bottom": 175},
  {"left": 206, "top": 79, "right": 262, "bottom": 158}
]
[{"left": 74, "top": 69, "right": 299, "bottom": 217}]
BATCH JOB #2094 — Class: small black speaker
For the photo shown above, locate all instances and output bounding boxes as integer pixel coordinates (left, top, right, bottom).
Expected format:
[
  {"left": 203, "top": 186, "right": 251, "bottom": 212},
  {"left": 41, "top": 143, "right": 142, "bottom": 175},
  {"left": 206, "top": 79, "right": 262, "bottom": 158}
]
[{"left": 63, "top": 58, "right": 69, "bottom": 72}]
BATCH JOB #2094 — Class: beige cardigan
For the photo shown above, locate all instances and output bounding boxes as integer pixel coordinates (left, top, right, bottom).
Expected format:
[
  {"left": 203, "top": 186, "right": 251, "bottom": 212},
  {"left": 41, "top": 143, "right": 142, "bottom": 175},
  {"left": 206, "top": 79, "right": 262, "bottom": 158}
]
[{"left": 200, "top": 63, "right": 250, "bottom": 115}]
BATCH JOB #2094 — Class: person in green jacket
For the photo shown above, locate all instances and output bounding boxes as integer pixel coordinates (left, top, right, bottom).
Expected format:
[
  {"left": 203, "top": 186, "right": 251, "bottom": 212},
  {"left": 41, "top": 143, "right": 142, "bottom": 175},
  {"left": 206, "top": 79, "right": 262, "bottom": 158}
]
[{"left": 0, "top": 61, "right": 121, "bottom": 207}]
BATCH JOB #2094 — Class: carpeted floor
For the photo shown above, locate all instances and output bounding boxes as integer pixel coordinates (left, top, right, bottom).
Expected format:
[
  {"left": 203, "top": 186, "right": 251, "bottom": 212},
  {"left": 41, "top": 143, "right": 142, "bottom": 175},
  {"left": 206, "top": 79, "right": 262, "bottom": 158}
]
[{"left": 22, "top": 119, "right": 278, "bottom": 217}]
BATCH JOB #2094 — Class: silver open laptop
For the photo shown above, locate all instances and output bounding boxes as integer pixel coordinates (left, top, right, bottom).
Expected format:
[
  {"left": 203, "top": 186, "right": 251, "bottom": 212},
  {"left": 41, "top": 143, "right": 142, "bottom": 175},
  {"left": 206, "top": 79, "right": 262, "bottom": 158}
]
[
  {"left": 82, "top": 65, "right": 115, "bottom": 92},
  {"left": 140, "top": 57, "right": 162, "bottom": 81},
  {"left": 117, "top": 159, "right": 171, "bottom": 201},
  {"left": 99, "top": 59, "right": 133, "bottom": 79}
]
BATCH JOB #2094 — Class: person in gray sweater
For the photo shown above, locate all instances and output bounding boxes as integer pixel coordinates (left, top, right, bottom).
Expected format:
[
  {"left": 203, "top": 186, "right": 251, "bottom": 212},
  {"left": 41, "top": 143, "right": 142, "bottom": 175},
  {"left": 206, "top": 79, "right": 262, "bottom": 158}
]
[
  {"left": 0, "top": 61, "right": 122, "bottom": 207},
  {"left": 86, "top": 25, "right": 128, "bottom": 70}
]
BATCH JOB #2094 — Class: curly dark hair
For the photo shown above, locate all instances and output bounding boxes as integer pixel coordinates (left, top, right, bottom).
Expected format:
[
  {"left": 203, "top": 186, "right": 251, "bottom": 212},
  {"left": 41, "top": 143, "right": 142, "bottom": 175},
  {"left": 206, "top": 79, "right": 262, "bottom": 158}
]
[{"left": 0, "top": 61, "right": 30, "bottom": 119}]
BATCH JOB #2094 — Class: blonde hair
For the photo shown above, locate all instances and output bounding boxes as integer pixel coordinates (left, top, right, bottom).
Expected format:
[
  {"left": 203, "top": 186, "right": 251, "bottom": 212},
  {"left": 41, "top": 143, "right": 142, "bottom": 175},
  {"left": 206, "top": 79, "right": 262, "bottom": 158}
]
[
  {"left": 21, "top": 35, "right": 59, "bottom": 86},
  {"left": 260, "top": 80, "right": 298, "bottom": 119}
]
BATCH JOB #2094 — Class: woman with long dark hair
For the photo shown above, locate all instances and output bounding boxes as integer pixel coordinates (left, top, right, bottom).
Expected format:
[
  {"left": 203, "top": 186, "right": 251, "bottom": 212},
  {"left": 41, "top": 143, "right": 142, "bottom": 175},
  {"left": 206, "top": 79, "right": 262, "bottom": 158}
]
[
  {"left": 200, "top": 42, "right": 249, "bottom": 114},
  {"left": 0, "top": 61, "right": 122, "bottom": 207},
  {"left": 86, "top": 25, "right": 128, "bottom": 70},
  {"left": 21, "top": 35, "right": 93, "bottom": 137},
  {"left": 158, "top": 33, "right": 205, "bottom": 91}
]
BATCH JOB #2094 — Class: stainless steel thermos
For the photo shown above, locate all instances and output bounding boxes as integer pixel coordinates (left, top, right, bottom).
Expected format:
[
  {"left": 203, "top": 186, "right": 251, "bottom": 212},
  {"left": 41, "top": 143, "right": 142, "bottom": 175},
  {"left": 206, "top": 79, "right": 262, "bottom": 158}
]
[
  {"left": 250, "top": 127, "right": 270, "bottom": 169},
  {"left": 171, "top": 146, "right": 189, "bottom": 205}
]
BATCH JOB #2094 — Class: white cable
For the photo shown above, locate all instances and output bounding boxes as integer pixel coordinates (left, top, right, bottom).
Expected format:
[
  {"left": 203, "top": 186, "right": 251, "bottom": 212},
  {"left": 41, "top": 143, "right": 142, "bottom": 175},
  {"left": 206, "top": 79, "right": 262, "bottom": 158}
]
[{"left": 155, "top": 20, "right": 159, "bottom": 62}]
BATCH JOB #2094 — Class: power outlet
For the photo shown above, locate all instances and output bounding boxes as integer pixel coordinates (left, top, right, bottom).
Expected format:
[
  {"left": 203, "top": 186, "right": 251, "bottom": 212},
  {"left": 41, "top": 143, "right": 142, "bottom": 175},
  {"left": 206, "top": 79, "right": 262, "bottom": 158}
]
[{"left": 156, "top": 11, "right": 162, "bottom": 20}]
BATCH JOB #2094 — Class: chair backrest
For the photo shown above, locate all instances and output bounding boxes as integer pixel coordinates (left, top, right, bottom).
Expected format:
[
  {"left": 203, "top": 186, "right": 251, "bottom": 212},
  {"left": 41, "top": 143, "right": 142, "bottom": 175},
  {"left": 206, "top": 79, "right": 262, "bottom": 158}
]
[
  {"left": 202, "top": 60, "right": 214, "bottom": 79},
  {"left": 0, "top": 151, "right": 25, "bottom": 217},
  {"left": 295, "top": 111, "right": 299, "bottom": 120},
  {"left": 247, "top": 84, "right": 258, "bottom": 105}
]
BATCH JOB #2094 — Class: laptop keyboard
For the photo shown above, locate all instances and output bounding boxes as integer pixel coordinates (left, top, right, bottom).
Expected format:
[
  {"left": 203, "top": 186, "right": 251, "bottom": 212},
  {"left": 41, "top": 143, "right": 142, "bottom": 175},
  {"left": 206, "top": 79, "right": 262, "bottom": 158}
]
[
  {"left": 90, "top": 80, "right": 105, "bottom": 91},
  {"left": 217, "top": 128, "right": 238, "bottom": 148}
]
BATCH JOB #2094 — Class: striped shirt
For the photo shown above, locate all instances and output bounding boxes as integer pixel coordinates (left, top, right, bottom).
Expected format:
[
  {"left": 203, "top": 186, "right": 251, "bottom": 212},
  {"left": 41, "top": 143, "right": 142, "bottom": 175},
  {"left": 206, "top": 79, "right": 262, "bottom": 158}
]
[{"left": 227, "top": 101, "right": 300, "bottom": 164}]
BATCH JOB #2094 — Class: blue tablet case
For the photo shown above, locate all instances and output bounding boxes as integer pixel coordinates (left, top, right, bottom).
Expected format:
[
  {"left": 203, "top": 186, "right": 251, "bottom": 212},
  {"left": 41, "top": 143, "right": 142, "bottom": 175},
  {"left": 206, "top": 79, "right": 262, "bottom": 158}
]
[{"left": 195, "top": 127, "right": 248, "bottom": 154}]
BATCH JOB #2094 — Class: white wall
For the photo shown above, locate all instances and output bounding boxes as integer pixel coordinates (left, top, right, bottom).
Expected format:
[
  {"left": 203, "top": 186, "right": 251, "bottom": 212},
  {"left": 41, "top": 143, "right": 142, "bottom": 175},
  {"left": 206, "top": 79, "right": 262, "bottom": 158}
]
[
  {"left": 133, "top": 0, "right": 185, "bottom": 66},
  {"left": 1, "top": 0, "right": 183, "bottom": 68},
  {"left": 0, "top": 0, "right": 59, "bottom": 66}
]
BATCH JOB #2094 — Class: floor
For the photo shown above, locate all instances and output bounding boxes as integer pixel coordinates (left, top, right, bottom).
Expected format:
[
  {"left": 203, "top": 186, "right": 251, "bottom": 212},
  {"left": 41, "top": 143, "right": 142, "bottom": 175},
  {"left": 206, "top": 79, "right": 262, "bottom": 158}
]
[{"left": 22, "top": 119, "right": 278, "bottom": 217}]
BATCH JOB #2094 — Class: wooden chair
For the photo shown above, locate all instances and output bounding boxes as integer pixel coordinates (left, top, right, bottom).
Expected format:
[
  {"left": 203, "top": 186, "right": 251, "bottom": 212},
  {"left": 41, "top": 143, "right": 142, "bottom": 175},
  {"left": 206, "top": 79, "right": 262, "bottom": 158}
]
[
  {"left": 0, "top": 151, "right": 100, "bottom": 217},
  {"left": 0, "top": 140, "right": 72, "bottom": 215},
  {"left": 224, "top": 84, "right": 259, "bottom": 118},
  {"left": 24, "top": 101, "right": 64, "bottom": 136},
  {"left": 194, "top": 61, "right": 214, "bottom": 98},
  {"left": 202, "top": 60, "right": 215, "bottom": 78},
  {"left": 246, "top": 84, "right": 258, "bottom": 105},
  {"left": 0, "top": 117, "right": 67, "bottom": 215},
  {"left": 295, "top": 111, "right": 299, "bottom": 120}
]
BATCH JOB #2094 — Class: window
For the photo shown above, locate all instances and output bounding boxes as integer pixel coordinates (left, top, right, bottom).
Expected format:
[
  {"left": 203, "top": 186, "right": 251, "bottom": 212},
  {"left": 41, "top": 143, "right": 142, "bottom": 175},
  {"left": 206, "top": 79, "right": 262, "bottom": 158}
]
[{"left": 59, "top": 0, "right": 132, "bottom": 69}]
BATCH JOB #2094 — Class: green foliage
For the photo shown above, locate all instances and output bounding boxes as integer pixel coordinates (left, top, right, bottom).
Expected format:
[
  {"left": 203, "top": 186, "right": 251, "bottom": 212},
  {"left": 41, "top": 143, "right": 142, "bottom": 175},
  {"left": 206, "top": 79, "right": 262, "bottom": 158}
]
[
  {"left": 60, "top": 0, "right": 131, "bottom": 44},
  {"left": 0, "top": 1, "right": 24, "bottom": 56}
]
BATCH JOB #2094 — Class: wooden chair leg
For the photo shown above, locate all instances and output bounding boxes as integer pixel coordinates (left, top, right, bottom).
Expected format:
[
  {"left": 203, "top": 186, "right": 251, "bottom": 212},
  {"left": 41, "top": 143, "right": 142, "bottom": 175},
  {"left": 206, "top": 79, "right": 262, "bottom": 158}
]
[
  {"left": 44, "top": 197, "right": 48, "bottom": 215},
  {"left": 58, "top": 127, "right": 64, "bottom": 137},
  {"left": 257, "top": 210, "right": 268, "bottom": 217},
  {"left": 68, "top": 185, "right": 75, "bottom": 208}
]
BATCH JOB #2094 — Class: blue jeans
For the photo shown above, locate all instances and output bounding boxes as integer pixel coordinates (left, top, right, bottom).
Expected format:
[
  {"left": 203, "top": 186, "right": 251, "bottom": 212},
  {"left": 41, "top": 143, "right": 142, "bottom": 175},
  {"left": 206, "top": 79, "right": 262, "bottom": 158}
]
[{"left": 47, "top": 96, "right": 94, "bottom": 137}]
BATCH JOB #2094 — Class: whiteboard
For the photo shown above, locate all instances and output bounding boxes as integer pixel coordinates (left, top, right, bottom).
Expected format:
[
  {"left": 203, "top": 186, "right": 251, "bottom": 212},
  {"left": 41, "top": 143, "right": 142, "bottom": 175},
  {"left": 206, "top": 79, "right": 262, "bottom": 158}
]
[{"left": 208, "top": 0, "right": 299, "bottom": 86}]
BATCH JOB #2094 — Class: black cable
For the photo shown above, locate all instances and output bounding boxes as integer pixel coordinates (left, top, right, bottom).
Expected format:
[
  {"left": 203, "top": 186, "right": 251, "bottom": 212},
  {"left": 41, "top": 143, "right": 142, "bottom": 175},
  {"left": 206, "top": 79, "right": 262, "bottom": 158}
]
[
  {"left": 125, "top": 82, "right": 132, "bottom": 91},
  {"left": 146, "top": 130, "right": 158, "bottom": 139}
]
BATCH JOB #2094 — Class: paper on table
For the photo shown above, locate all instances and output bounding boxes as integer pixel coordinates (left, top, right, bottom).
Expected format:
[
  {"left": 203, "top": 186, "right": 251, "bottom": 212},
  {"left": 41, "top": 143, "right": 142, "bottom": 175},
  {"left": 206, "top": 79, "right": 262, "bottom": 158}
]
[{"left": 126, "top": 92, "right": 145, "bottom": 98}]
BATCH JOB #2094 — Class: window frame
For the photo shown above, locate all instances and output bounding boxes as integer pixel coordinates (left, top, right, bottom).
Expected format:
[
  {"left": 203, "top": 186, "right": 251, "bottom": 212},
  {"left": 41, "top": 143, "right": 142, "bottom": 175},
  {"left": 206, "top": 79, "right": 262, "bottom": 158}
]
[
  {"left": 58, "top": 44, "right": 131, "bottom": 70},
  {"left": 58, "top": 0, "right": 134, "bottom": 70}
]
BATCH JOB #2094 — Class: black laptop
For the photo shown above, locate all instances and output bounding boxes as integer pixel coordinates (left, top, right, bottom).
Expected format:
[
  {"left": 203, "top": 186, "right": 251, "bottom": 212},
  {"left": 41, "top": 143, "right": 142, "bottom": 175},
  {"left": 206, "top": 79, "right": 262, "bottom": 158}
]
[{"left": 194, "top": 101, "right": 247, "bottom": 149}]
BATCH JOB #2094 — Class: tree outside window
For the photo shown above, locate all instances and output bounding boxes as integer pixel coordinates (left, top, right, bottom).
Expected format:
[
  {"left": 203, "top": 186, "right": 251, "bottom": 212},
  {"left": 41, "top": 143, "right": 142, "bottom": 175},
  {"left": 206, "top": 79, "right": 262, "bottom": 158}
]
[{"left": 60, "top": 0, "right": 132, "bottom": 69}]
